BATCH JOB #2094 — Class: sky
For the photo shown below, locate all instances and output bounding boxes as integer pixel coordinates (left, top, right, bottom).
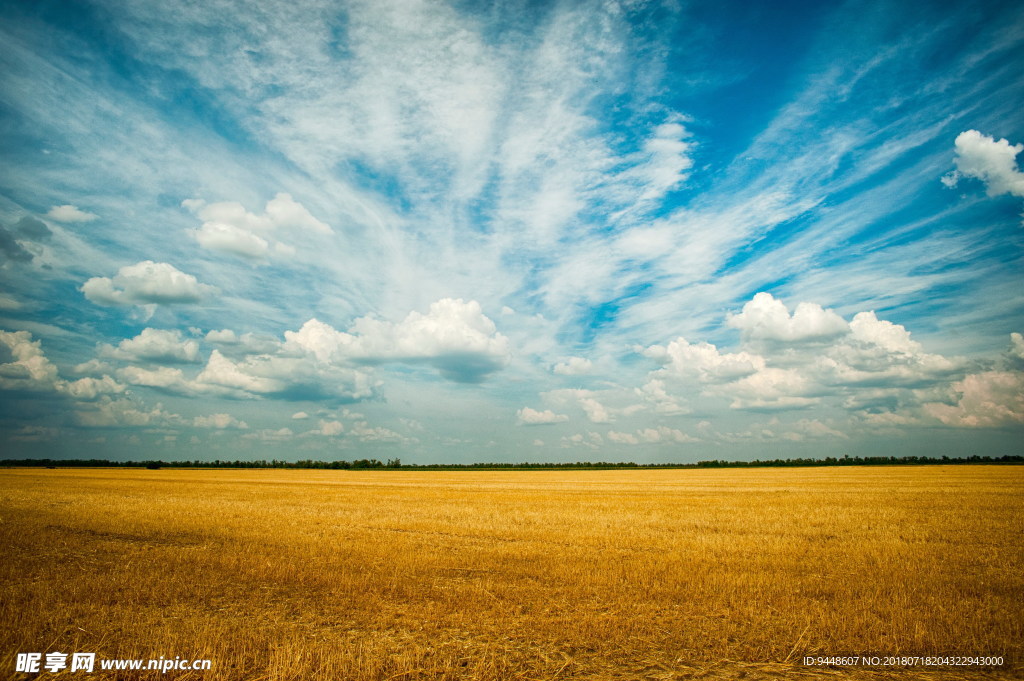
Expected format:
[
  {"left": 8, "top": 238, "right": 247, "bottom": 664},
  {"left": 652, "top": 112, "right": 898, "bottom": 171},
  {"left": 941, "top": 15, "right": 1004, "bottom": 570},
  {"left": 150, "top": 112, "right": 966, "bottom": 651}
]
[{"left": 1, "top": 0, "right": 1022, "bottom": 464}]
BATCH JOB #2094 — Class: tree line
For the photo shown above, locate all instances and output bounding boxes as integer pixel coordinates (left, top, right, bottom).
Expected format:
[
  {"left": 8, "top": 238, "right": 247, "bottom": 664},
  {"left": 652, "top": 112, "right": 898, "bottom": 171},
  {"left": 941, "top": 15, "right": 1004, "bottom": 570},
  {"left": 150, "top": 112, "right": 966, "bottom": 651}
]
[{"left": 2, "top": 454, "right": 1021, "bottom": 469}]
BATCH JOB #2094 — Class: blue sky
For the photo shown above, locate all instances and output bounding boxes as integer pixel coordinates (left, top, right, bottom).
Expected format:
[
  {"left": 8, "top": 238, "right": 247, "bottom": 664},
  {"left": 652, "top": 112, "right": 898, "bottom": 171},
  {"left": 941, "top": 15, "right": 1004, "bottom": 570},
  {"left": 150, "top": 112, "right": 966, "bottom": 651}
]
[{"left": 1, "top": 0, "right": 1022, "bottom": 463}]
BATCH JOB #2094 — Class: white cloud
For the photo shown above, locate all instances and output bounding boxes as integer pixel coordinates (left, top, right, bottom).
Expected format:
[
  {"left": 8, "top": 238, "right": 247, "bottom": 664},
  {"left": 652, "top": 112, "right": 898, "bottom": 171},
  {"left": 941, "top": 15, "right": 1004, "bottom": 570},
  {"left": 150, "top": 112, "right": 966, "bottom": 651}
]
[
  {"left": 945, "top": 130, "right": 1024, "bottom": 198},
  {"left": 642, "top": 338, "right": 765, "bottom": 383},
  {"left": 116, "top": 365, "right": 206, "bottom": 395},
  {"left": 101, "top": 328, "right": 201, "bottom": 363},
  {"left": 637, "top": 426, "right": 697, "bottom": 444},
  {"left": 285, "top": 298, "right": 509, "bottom": 383},
  {"left": 560, "top": 431, "right": 604, "bottom": 449},
  {"left": 264, "top": 193, "right": 331, "bottom": 234},
  {"left": 727, "top": 292, "right": 849, "bottom": 342},
  {"left": 193, "top": 413, "right": 249, "bottom": 429},
  {"left": 635, "top": 379, "right": 689, "bottom": 415},
  {"left": 1008, "top": 332, "right": 1024, "bottom": 363},
  {"left": 45, "top": 204, "right": 98, "bottom": 222},
  {"left": 194, "top": 221, "right": 269, "bottom": 259},
  {"left": 553, "top": 356, "right": 593, "bottom": 375},
  {"left": 607, "top": 430, "right": 639, "bottom": 445},
  {"left": 516, "top": 407, "right": 569, "bottom": 425},
  {"left": 194, "top": 350, "right": 286, "bottom": 395},
  {"left": 185, "top": 192, "right": 330, "bottom": 259},
  {"left": 291, "top": 411, "right": 309, "bottom": 420},
  {"left": 81, "top": 261, "right": 217, "bottom": 306},
  {"left": 0, "top": 330, "right": 60, "bottom": 391},
  {"left": 349, "top": 421, "right": 410, "bottom": 444},
  {"left": 204, "top": 329, "right": 279, "bottom": 355},
  {"left": 0, "top": 330, "right": 124, "bottom": 399},
  {"left": 243, "top": 427, "right": 295, "bottom": 443},
  {"left": 60, "top": 375, "right": 125, "bottom": 400},
  {"left": 923, "top": 371, "right": 1024, "bottom": 428},
  {"left": 311, "top": 419, "right": 344, "bottom": 436},
  {"left": 74, "top": 397, "right": 179, "bottom": 428},
  {"left": 194, "top": 349, "right": 378, "bottom": 402}
]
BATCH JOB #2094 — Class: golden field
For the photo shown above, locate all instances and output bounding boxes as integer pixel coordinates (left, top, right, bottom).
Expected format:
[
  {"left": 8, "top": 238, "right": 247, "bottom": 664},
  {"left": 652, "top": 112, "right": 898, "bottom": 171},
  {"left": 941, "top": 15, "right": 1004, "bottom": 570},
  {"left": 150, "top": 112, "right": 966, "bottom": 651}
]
[{"left": 0, "top": 466, "right": 1021, "bottom": 680}]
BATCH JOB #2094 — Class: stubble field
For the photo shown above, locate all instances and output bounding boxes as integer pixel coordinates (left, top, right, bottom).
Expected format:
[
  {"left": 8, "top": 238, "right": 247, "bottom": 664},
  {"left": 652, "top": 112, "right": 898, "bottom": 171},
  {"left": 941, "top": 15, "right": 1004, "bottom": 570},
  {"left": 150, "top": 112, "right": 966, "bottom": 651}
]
[{"left": 0, "top": 466, "right": 1021, "bottom": 680}]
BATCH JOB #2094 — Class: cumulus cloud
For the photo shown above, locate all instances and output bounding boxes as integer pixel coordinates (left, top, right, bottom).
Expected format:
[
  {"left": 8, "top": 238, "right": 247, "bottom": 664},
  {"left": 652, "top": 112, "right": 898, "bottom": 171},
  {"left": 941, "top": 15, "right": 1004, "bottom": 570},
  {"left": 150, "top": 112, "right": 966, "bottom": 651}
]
[
  {"left": 0, "top": 330, "right": 60, "bottom": 391},
  {"left": 943, "top": 130, "right": 1024, "bottom": 198},
  {"left": 642, "top": 338, "right": 765, "bottom": 383},
  {"left": 309, "top": 419, "right": 344, "bottom": 436},
  {"left": 635, "top": 379, "right": 689, "bottom": 415},
  {"left": 194, "top": 349, "right": 378, "bottom": 402},
  {"left": 101, "top": 328, "right": 201, "bottom": 363},
  {"left": 0, "top": 218, "right": 51, "bottom": 262},
  {"left": 727, "top": 292, "right": 848, "bottom": 342},
  {"left": 0, "top": 330, "right": 124, "bottom": 401},
  {"left": 609, "top": 426, "right": 697, "bottom": 444},
  {"left": 74, "top": 396, "right": 179, "bottom": 428},
  {"left": 117, "top": 365, "right": 192, "bottom": 391},
  {"left": 184, "top": 193, "right": 330, "bottom": 259},
  {"left": 243, "top": 427, "right": 295, "bottom": 443},
  {"left": 517, "top": 407, "right": 569, "bottom": 425},
  {"left": 81, "top": 261, "right": 217, "bottom": 306},
  {"left": 923, "top": 371, "right": 1024, "bottom": 427},
  {"left": 193, "top": 413, "right": 249, "bottom": 429},
  {"left": 194, "top": 221, "right": 270, "bottom": 259},
  {"left": 553, "top": 356, "right": 593, "bottom": 375},
  {"left": 284, "top": 298, "right": 509, "bottom": 382},
  {"left": 46, "top": 205, "right": 98, "bottom": 222},
  {"left": 204, "top": 329, "right": 279, "bottom": 355},
  {"left": 60, "top": 375, "right": 125, "bottom": 400}
]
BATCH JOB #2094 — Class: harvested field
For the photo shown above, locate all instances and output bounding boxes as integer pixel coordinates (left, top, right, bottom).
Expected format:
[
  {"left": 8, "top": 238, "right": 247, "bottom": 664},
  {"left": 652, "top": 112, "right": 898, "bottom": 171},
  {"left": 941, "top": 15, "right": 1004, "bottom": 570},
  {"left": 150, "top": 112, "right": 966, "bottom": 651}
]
[{"left": 1, "top": 466, "right": 1021, "bottom": 679}]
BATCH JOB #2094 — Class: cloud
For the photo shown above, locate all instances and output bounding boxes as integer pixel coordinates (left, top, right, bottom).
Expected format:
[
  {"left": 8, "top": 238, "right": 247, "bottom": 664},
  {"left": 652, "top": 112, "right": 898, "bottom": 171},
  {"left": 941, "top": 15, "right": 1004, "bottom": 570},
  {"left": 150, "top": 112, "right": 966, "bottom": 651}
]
[
  {"left": 923, "top": 371, "right": 1024, "bottom": 427},
  {"left": 552, "top": 356, "right": 593, "bottom": 375},
  {"left": 309, "top": 419, "right": 344, "bottom": 436},
  {"left": 60, "top": 375, "right": 125, "bottom": 400},
  {"left": 46, "top": 205, "right": 98, "bottom": 222},
  {"left": 15, "top": 217, "right": 53, "bottom": 240},
  {"left": 184, "top": 193, "right": 330, "bottom": 259},
  {"left": 194, "top": 349, "right": 378, "bottom": 402},
  {"left": 517, "top": 407, "right": 569, "bottom": 425},
  {"left": 243, "top": 427, "right": 294, "bottom": 443},
  {"left": 642, "top": 338, "right": 765, "bottom": 383},
  {"left": 101, "top": 328, "right": 201, "bottom": 363},
  {"left": 349, "top": 421, "right": 410, "bottom": 444},
  {"left": 635, "top": 379, "right": 689, "bottom": 415},
  {"left": 74, "top": 396, "right": 180, "bottom": 428},
  {"left": 944, "top": 130, "right": 1024, "bottom": 198},
  {"left": 0, "top": 294, "right": 22, "bottom": 311},
  {"left": 117, "top": 365, "right": 192, "bottom": 391},
  {"left": 0, "top": 226, "right": 34, "bottom": 263},
  {"left": 82, "top": 261, "right": 217, "bottom": 306},
  {"left": 727, "top": 292, "right": 849, "bottom": 342},
  {"left": 204, "top": 329, "right": 279, "bottom": 355},
  {"left": 291, "top": 411, "right": 309, "bottom": 420},
  {"left": 641, "top": 293, "right": 966, "bottom": 416},
  {"left": 0, "top": 330, "right": 60, "bottom": 391},
  {"left": 284, "top": 298, "right": 509, "bottom": 383},
  {"left": 606, "top": 430, "right": 639, "bottom": 444},
  {"left": 193, "top": 413, "right": 249, "bottom": 429},
  {"left": 194, "top": 221, "right": 270, "bottom": 259}
]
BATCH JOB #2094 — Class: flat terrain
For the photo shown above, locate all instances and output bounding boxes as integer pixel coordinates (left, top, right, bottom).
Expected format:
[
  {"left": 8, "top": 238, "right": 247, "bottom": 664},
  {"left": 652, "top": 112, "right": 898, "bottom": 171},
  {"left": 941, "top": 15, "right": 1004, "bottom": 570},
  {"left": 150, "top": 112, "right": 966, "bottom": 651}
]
[{"left": 1, "top": 466, "right": 1021, "bottom": 680}]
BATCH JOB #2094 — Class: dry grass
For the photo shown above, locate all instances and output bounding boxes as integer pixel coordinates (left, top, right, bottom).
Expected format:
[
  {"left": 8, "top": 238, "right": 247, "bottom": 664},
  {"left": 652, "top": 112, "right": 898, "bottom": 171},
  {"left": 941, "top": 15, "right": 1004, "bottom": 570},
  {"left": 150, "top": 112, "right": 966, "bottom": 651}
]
[{"left": 0, "top": 466, "right": 1021, "bottom": 680}]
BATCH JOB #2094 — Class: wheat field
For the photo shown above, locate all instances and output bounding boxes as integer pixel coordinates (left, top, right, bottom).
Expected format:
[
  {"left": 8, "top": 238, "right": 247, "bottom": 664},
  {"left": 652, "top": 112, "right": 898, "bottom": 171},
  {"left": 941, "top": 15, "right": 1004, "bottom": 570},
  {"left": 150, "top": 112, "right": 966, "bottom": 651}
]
[{"left": 0, "top": 465, "right": 1021, "bottom": 680}]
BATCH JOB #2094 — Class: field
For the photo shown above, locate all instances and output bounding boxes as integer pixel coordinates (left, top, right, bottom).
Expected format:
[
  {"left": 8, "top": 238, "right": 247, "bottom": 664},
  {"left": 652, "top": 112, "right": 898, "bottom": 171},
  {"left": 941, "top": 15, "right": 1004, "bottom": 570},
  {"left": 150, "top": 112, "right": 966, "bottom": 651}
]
[{"left": 1, "top": 466, "right": 1021, "bottom": 680}]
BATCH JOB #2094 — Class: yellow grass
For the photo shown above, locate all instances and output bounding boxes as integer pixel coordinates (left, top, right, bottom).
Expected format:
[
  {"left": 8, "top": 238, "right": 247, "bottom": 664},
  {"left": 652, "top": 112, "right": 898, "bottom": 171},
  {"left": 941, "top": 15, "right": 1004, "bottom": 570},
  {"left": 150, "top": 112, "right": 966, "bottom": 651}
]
[{"left": 1, "top": 466, "right": 1021, "bottom": 680}]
